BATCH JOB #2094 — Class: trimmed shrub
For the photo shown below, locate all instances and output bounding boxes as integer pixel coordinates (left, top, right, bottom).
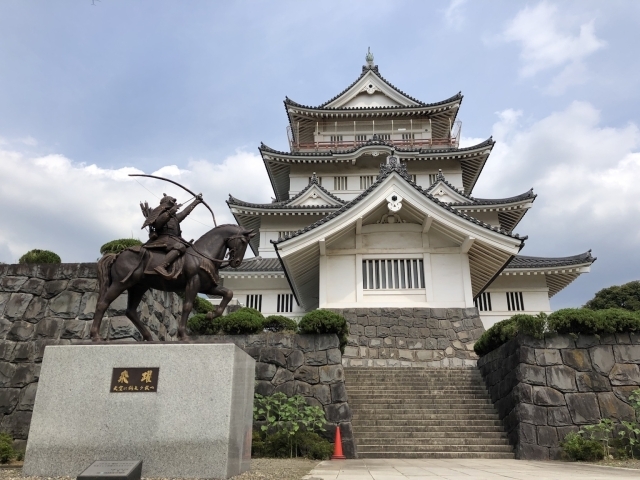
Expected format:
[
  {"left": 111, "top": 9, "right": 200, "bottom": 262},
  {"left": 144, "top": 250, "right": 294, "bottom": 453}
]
[
  {"left": 187, "top": 313, "right": 221, "bottom": 335},
  {"left": 263, "top": 315, "right": 298, "bottom": 333},
  {"left": 561, "top": 431, "right": 604, "bottom": 461},
  {"left": 193, "top": 296, "right": 215, "bottom": 315},
  {"left": 585, "top": 281, "right": 640, "bottom": 312},
  {"left": 259, "top": 430, "right": 332, "bottom": 459},
  {"left": 298, "top": 309, "right": 349, "bottom": 353},
  {"left": 0, "top": 433, "right": 15, "bottom": 464},
  {"left": 548, "top": 308, "right": 640, "bottom": 335},
  {"left": 217, "top": 307, "right": 265, "bottom": 334},
  {"left": 18, "top": 249, "right": 60, "bottom": 264},
  {"left": 100, "top": 238, "right": 142, "bottom": 255},
  {"left": 474, "top": 313, "right": 546, "bottom": 357}
]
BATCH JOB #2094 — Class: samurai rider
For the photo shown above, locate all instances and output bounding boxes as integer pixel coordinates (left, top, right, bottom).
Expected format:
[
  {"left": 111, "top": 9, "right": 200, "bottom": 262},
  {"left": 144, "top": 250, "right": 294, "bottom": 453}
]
[{"left": 141, "top": 193, "right": 203, "bottom": 279}]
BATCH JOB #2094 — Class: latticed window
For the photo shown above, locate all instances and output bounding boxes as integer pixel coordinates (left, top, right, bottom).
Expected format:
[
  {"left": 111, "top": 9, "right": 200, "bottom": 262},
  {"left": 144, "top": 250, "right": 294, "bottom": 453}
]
[
  {"left": 360, "top": 175, "right": 376, "bottom": 189},
  {"left": 334, "top": 176, "right": 348, "bottom": 191},
  {"left": 278, "top": 231, "right": 295, "bottom": 239},
  {"left": 377, "top": 134, "right": 391, "bottom": 141},
  {"left": 401, "top": 133, "right": 414, "bottom": 140},
  {"left": 362, "top": 259, "right": 425, "bottom": 290},
  {"left": 246, "top": 294, "right": 262, "bottom": 311},
  {"left": 474, "top": 292, "right": 492, "bottom": 312},
  {"left": 429, "top": 173, "right": 439, "bottom": 184},
  {"left": 277, "top": 294, "right": 294, "bottom": 313},
  {"left": 506, "top": 292, "right": 525, "bottom": 311},
  {"left": 355, "top": 134, "right": 367, "bottom": 142},
  {"left": 330, "top": 135, "right": 343, "bottom": 143}
]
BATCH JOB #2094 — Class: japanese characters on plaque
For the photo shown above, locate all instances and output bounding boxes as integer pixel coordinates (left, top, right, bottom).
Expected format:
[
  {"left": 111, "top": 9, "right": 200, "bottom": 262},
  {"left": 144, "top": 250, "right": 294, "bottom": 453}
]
[{"left": 110, "top": 368, "right": 159, "bottom": 393}]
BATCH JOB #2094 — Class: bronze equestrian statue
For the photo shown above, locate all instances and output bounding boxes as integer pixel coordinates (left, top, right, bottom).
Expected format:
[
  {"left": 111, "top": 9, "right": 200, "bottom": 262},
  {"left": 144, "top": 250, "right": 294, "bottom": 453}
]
[{"left": 90, "top": 175, "right": 255, "bottom": 341}]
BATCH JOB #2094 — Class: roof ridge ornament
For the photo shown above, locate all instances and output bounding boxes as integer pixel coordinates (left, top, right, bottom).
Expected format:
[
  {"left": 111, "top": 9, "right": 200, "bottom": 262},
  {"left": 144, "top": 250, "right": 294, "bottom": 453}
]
[
  {"left": 436, "top": 169, "right": 446, "bottom": 181},
  {"left": 379, "top": 151, "right": 411, "bottom": 181},
  {"left": 365, "top": 47, "right": 374, "bottom": 67},
  {"left": 309, "top": 172, "right": 319, "bottom": 185}
]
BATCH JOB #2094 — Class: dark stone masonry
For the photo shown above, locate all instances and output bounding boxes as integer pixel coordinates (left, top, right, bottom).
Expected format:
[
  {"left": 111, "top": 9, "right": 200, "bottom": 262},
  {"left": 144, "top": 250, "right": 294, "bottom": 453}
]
[
  {"left": 478, "top": 333, "right": 640, "bottom": 460},
  {"left": 329, "top": 307, "right": 483, "bottom": 367}
]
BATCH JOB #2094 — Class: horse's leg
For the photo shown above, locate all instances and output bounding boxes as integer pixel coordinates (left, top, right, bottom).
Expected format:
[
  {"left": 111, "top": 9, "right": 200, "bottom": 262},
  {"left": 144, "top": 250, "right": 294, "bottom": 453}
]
[
  {"left": 206, "top": 285, "right": 234, "bottom": 319},
  {"left": 178, "top": 276, "right": 200, "bottom": 340},
  {"left": 125, "top": 285, "right": 154, "bottom": 342},
  {"left": 90, "top": 282, "right": 127, "bottom": 341}
]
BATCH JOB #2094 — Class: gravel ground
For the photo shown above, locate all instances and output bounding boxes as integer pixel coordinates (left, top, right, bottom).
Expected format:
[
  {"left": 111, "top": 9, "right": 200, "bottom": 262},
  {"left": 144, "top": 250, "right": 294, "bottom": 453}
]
[{"left": 0, "top": 458, "right": 319, "bottom": 480}]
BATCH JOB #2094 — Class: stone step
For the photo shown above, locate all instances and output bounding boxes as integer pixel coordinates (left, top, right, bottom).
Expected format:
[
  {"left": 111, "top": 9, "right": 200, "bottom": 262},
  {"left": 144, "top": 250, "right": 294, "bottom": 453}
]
[
  {"left": 353, "top": 425, "right": 507, "bottom": 433},
  {"left": 356, "top": 452, "right": 515, "bottom": 459},
  {"left": 353, "top": 437, "right": 510, "bottom": 446},
  {"left": 352, "top": 414, "right": 500, "bottom": 421},
  {"left": 348, "top": 399, "right": 493, "bottom": 406},
  {"left": 356, "top": 444, "right": 514, "bottom": 453},
  {"left": 352, "top": 419, "right": 504, "bottom": 427},
  {"left": 348, "top": 393, "right": 491, "bottom": 399},
  {"left": 352, "top": 408, "right": 498, "bottom": 415}
]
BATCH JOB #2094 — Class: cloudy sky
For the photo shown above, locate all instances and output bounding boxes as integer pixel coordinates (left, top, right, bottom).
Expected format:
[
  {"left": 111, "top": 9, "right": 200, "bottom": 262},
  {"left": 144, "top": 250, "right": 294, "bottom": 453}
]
[{"left": 1, "top": 0, "right": 639, "bottom": 309}]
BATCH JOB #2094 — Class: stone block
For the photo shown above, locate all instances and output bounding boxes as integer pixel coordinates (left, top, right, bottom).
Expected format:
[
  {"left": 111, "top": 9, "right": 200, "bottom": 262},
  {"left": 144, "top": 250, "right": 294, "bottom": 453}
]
[
  {"left": 516, "top": 443, "right": 549, "bottom": 460},
  {"left": 295, "top": 335, "right": 316, "bottom": 353},
  {"left": 255, "top": 362, "right": 277, "bottom": 380},
  {"left": 330, "top": 383, "right": 348, "bottom": 403},
  {"left": 67, "top": 278, "right": 97, "bottom": 293},
  {"left": 23, "top": 297, "right": 47, "bottom": 322},
  {"left": 0, "top": 276, "right": 28, "bottom": 292},
  {"left": 548, "top": 406, "right": 573, "bottom": 426},
  {"left": 12, "top": 343, "right": 31, "bottom": 362},
  {"left": 609, "top": 364, "right": 640, "bottom": 386},
  {"left": 535, "top": 349, "right": 561, "bottom": 366},
  {"left": 565, "top": 393, "right": 601, "bottom": 424},
  {"left": 613, "top": 386, "right": 638, "bottom": 405},
  {"left": 343, "top": 346, "right": 358, "bottom": 357},
  {"left": 0, "top": 362, "right": 17, "bottom": 387},
  {"left": 324, "top": 402, "right": 351, "bottom": 423},
  {"left": 78, "top": 292, "right": 98, "bottom": 320},
  {"left": 613, "top": 345, "right": 640, "bottom": 363},
  {"left": 304, "top": 351, "right": 327, "bottom": 366},
  {"left": 5, "top": 293, "right": 33, "bottom": 319},
  {"left": 537, "top": 426, "right": 559, "bottom": 447},
  {"left": 319, "top": 365, "right": 343, "bottom": 384},
  {"left": 259, "top": 347, "right": 287, "bottom": 367},
  {"left": 272, "top": 367, "right": 294, "bottom": 386},
  {"left": 107, "top": 316, "right": 139, "bottom": 341},
  {"left": 589, "top": 345, "right": 615, "bottom": 376},
  {"left": 575, "top": 335, "right": 599, "bottom": 348},
  {"left": 0, "top": 388, "right": 20, "bottom": 414},
  {"left": 17, "top": 383, "right": 38, "bottom": 411},
  {"left": 519, "top": 346, "right": 536, "bottom": 364},
  {"left": 294, "top": 366, "right": 319, "bottom": 384},
  {"left": 316, "top": 335, "right": 339, "bottom": 351},
  {"left": 516, "top": 364, "right": 546, "bottom": 385},
  {"left": 47, "top": 291, "right": 82, "bottom": 318},
  {"left": 1, "top": 410, "right": 32, "bottom": 440},
  {"left": 327, "top": 348, "right": 341, "bottom": 365},
  {"left": 42, "top": 280, "right": 69, "bottom": 299},
  {"left": 546, "top": 365, "right": 577, "bottom": 392},
  {"left": 576, "top": 371, "right": 611, "bottom": 392},
  {"left": 518, "top": 422, "right": 537, "bottom": 444},
  {"left": 516, "top": 403, "right": 547, "bottom": 425},
  {"left": 24, "top": 343, "right": 255, "bottom": 478},
  {"left": 513, "top": 383, "right": 533, "bottom": 403},
  {"left": 313, "top": 384, "right": 331, "bottom": 405},
  {"left": 11, "top": 364, "right": 34, "bottom": 388},
  {"left": 19, "top": 278, "right": 45, "bottom": 296},
  {"left": 557, "top": 425, "right": 579, "bottom": 442},
  {"left": 532, "top": 386, "right": 566, "bottom": 406},
  {"left": 390, "top": 325, "right": 408, "bottom": 336},
  {"left": 255, "top": 380, "right": 275, "bottom": 396},
  {"left": 561, "top": 349, "right": 592, "bottom": 371},
  {"left": 7, "top": 321, "right": 34, "bottom": 342},
  {"left": 545, "top": 335, "right": 574, "bottom": 349},
  {"left": 597, "top": 392, "right": 635, "bottom": 422},
  {"left": 295, "top": 381, "right": 313, "bottom": 397}
]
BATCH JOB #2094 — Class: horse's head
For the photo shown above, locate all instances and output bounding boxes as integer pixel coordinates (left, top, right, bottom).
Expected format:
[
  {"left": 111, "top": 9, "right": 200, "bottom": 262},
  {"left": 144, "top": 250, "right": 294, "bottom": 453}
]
[{"left": 226, "top": 229, "right": 256, "bottom": 268}]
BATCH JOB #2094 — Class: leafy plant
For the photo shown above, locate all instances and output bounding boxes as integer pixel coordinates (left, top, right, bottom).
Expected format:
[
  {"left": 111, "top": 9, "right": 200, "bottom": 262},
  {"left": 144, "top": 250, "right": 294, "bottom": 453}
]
[
  {"left": 18, "top": 249, "right": 61, "bottom": 264},
  {"left": 298, "top": 309, "right": 349, "bottom": 353},
  {"left": 99, "top": 238, "right": 142, "bottom": 255},
  {"left": 187, "top": 313, "right": 220, "bottom": 335},
  {"left": 561, "top": 431, "right": 604, "bottom": 461},
  {"left": 581, "top": 419, "right": 615, "bottom": 458},
  {"left": 474, "top": 313, "right": 547, "bottom": 356},
  {"left": 585, "top": 281, "right": 640, "bottom": 312},
  {"left": 0, "top": 433, "right": 15, "bottom": 464},
  {"left": 253, "top": 392, "right": 328, "bottom": 458},
  {"left": 263, "top": 315, "right": 298, "bottom": 333},
  {"left": 217, "top": 308, "right": 264, "bottom": 334},
  {"left": 618, "top": 421, "right": 640, "bottom": 459}
]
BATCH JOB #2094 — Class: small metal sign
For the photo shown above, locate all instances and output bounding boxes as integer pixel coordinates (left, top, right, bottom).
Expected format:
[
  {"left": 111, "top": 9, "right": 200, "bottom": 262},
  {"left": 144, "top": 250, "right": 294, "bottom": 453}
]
[
  {"left": 77, "top": 460, "right": 142, "bottom": 480},
  {"left": 110, "top": 368, "right": 159, "bottom": 393}
]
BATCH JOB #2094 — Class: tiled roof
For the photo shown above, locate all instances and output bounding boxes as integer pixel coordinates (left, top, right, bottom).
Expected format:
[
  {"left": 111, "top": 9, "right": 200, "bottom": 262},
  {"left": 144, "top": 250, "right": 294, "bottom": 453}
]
[
  {"left": 259, "top": 137, "right": 494, "bottom": 158},
  {"left": 272, "top": 156, "right": 527, "bottom": 245},
  {"left": 288, "top": 65, "right": 463, "bottom": 110},
  {"left": 221, "top": 257, "right": 283, "bottom": 273},
  {"left": 227, "top": 173, "right": 344, "bottom": 210},
  {"left": 507, "top": 251, "right": 596, "bottom": 269},
  {"left": 286, "top": 93, "right": 462, "bottom": 112}
]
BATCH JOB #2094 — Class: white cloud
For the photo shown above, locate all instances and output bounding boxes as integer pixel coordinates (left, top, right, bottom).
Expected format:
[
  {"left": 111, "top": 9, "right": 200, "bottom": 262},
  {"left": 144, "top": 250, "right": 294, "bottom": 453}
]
[
  {"left": 501, "top": 1, "right": 605, "bottom": 94},
  {"left": 473, "top": 101, "right": 640, "bottom": 307},
  {"left": 0, "top": 146, "right": 272, "bottom": 264},
  {"left": 443, "top": 0, "right": 467, "bottom": 30}
]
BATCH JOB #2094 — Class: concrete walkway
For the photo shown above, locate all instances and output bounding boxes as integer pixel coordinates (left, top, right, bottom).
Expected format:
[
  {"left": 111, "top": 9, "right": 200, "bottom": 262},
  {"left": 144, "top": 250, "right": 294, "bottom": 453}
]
[{"left": 304, "top": 458, "right": 639, "bottom": 479}]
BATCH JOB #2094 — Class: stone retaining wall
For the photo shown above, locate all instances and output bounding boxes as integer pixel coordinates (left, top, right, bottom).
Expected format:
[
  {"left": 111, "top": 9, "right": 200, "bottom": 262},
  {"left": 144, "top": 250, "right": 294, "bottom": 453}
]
[
  {"left": 478, "top": 333, "right": 640, "bottom": 460},
  {"left": 329, "top": 308, "right": 483, "bottom": 367}
]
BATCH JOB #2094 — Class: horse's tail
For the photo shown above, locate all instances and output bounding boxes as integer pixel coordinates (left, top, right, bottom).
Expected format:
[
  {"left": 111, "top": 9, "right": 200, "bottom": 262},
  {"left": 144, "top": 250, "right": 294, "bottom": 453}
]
[{"left": 97, "top": 254, "right": 117, "bottom": 296}]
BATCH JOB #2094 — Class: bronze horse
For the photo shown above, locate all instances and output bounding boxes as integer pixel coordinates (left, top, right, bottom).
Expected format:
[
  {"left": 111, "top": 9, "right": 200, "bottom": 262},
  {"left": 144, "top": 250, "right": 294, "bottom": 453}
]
[{"left": 91, "top": 224, "right": 255, "bottom": 341}]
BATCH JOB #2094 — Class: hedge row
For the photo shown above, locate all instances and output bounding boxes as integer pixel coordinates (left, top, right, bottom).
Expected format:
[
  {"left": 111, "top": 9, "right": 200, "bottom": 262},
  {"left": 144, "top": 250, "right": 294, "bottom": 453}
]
[
  {"left": 474, "top": 308, "right": 640, "bottom": 357},
  {"left": 187, "top": 307, "right": 348, "bottom": 352}
]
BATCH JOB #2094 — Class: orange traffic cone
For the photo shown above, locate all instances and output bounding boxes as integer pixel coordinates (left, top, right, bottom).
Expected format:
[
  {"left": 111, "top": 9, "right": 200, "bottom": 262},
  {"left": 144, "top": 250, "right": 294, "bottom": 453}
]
[{"left": 331, "top": 424, "right": 346, "bottom": 460}]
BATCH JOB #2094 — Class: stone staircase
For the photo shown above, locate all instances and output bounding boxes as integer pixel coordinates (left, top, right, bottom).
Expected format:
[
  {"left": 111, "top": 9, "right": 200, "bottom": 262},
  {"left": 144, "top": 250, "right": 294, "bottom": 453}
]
[{"left": 345, "top": 367, "right": 514, "bottom": 458}]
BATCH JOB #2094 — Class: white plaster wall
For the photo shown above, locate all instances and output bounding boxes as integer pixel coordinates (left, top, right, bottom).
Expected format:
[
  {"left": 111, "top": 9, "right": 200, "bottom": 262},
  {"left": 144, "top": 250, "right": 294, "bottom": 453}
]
[
  {"left": 325, "top": 255, "right": 357, "bottom": 304},
  {"left": 430, "top": 254, "right": 465, "bottom": 304},
  {"left": 221, "top": 276, "right": 305, "bottom": 319},
  {"left": 341, "top": 91, "right": 402, "bottom": 108}
]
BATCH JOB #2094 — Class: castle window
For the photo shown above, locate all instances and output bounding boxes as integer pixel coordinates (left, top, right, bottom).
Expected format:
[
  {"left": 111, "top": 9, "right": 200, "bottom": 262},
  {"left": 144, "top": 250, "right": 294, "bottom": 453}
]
[
  {"left": 355, "top": 134, "right": 367, "bottom": 142},
  {"left": 246, "top": 294, "right": 262, "bottom": 311},
  {"left": 506, "top": 291, "right": 525, "bottom": 311},
  {"left": 474, "top": 292, "right": 492, "bottom": 312},
  {"left": 334, "top": 176, "right": 348, "bottom": 191},
  {"left": 429, "top": 174, "right": 439, "bottom": 184},
  {"left": 330, "top": 135, "right": 343, "bottom": 143},
  {"left": 401, "top": 133, "right": 414, "bottom": 140},
  {"left": 277, "top": 294, "right": 294, "bottom": 313},
  {"left": 377, "top": 134, "right": 391, "bottom": 141},
  {"left": 278, "top": 231, "right": 295, "bottom": 239},
  {"left": 360, "top": 175, "right": 376, "bottom": 189},
  {"left": 362, "top": 259, "right": 425, "bottom": 290}
]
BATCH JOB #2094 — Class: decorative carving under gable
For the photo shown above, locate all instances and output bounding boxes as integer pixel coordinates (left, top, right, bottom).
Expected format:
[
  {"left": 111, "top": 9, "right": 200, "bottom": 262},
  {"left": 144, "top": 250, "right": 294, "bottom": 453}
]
[
  {"left": 379, "top": 152, "right": 412, "bottom": 182},
  {"left": 377, "top": 192, "right": 405, "bottom": 224}
]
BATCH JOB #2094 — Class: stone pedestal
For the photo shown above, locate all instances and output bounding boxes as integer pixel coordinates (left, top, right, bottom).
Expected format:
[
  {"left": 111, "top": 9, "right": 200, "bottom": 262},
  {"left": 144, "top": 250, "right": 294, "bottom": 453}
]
[{"left": 23, "top": 343, "right": 255, "bottom": 479}]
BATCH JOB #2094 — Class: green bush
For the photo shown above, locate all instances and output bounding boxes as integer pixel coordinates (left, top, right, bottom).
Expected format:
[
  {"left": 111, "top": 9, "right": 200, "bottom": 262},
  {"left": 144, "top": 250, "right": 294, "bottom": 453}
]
[
  {"left": 548, "top": 308, "right": 640, "bottom": 335},
  {"left": 0, "top": 433, "right": 15, "bottom": 464},
  {"left": 585, "top": 281, "right": 640, "bottom": 312},
  {"left": 263, "top": 315, "right": 298, "bottom": 333},
  {"left": 561, "top": 431, "right": 604, "bottom": 461},
  {"left": 298, "top": 309, "right": 349, "bottom": 353},
  {"left": 217, "top": 307, "right": 264, "bottom": 334},
  {"left": 187, "top": 313, "right": 221, "bottom": 335},
  {"left": 474, "top": 313, "right": 546, "bottom": 357},
  {"left": 99, "top": 238, "right": 142, "bottom": 255},
  {"left": 258, "top": 430, "right": 332, "bottom": 460},
  {"left": 193, "top": 296, "right": 215, "bottom": 315},
  {"left": 18, "top": 249, "right": 61, "bottom": 264}
]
